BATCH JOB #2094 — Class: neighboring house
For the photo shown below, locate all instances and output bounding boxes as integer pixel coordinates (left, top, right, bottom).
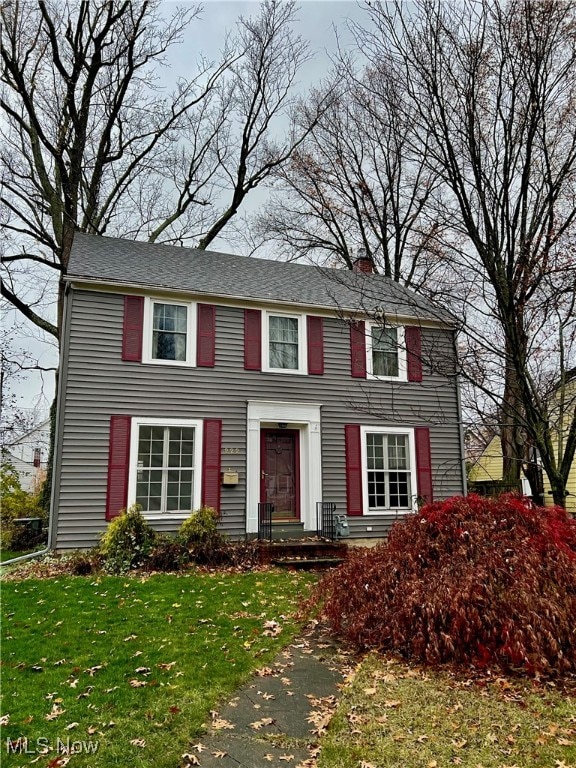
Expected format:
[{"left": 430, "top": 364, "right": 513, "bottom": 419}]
[
  {"left": 468, "top": 435, "right": 532, "bottom": 497},
  {"left": 49, "top": 233, "right": 467, "bottom": 550},
  {"left": 2, "top": 419, "right": 50, "bottom": 493},
  {"left": 468, "top": 378, "right": 576, "bottom": 513}
]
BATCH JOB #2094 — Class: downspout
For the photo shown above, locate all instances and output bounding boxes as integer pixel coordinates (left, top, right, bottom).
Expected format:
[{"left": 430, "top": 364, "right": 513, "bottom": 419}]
[
  {"left": 454, "top": 331, "right": 468, "bottom": 496},
  {"left": 1, "top": 282, "right": 71, "bottom": 568}
]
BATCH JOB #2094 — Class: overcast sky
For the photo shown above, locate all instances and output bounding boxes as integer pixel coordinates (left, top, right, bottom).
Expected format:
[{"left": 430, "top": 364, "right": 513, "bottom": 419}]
[{"left": 6, "top": 1, "right": 367, "bottom": 426}]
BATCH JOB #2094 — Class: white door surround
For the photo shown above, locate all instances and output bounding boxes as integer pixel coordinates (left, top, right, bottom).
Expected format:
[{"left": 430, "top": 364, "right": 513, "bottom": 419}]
[{"left": 246, "top": 401, "right": 322, "bottom": 533}]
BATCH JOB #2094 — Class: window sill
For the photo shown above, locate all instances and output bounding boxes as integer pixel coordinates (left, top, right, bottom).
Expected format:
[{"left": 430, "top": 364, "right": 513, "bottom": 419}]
[
  {"left": 262, "top": 367, "right": 308, "bottom": 375},
  {"left": 141, "top": 359, "right": 195, "bottom": 368},
  {"left": 364, "top": 508, "right": 415, "bottom": 516}
]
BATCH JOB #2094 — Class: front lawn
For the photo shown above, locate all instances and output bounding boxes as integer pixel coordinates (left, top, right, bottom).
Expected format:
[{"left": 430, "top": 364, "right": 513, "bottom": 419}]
[
  {"left": 320, "top": 654, "right": 576, "bottom": 768},
  {"left": 1, "top": 570, "right": 314, "bottom": 767}
]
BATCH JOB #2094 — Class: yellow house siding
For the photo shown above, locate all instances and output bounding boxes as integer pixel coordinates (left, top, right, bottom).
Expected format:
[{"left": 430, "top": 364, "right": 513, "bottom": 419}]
[
  {"left": 468, "top": 436, "right": 503, "bottom": 482},
  {"left": 542, "top": 378, "right": 576, "bottom": 512}
]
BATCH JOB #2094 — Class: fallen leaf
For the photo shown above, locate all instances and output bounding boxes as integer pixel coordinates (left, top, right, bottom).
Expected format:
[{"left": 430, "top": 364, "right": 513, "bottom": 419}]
[
  {"left": 363, "top": 687, "right": 377, "bottom": 696},
  {"left": 45, "top": 704, "right": 65, "bottom": 721},
  {"left": 212, "top": 750, "right": 227, "bottom": 758},
  {"left": 85, "top": 665, "right": 103, "bottom": 676},
  {"left": 212, "top": 718, "right": 234, "bottom": 730},
  {"left": 384, "top": 700, "right": 402, "bottom": 708},
  {"left": 181, "top": 753, "right": 200, "bottom": 766},
  {"left": 129, "top": 739, "right": 146, "bottom": 747},
  {"left": 250, "top": 717, "right": 275, "bottom": 730},
  {"left": 65, "top": 722, "right": 79, "bottom": 730},
  {"left": 129, "top": 679, "right": 147, "bottom": 688},
  {"left": 279, "top": 756, "right": 294, "bottom": 762}
]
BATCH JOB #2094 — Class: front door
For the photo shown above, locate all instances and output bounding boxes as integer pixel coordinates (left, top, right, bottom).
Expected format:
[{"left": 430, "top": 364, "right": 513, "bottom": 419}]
[{"left": 260, "top": 430, "right": 300, "bottom": 520}]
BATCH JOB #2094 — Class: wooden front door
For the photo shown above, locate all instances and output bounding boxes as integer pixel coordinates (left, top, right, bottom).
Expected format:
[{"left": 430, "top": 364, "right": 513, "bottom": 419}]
[{"left": 260, "top": 430, "right": 300, "bottom": 520}]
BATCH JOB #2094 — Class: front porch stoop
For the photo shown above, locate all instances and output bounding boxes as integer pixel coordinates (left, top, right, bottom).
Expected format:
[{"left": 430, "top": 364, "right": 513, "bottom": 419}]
[{"left": 257, "top": 539, "right": 348, "bottom": 569}]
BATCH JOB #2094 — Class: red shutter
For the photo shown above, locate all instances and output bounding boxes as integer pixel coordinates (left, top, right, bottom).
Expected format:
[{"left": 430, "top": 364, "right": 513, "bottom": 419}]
[
  {"left": 350, "top": 321, "right": 367, "bottom": 378},
  {"left": 244, "top": 309, "right": 262, "bottom": 370},
  {"left": 415, "top": 427, "right": 433, "bottom": 503},
  {"left": 197, "top": 304, "right": 216, "bottom": 367},
  {"left": 106, "top": 415, "right": 131, "bottom": 520},
  {"left": 406, "top": 326, "right": 423, "bottom": 382},
  {"left": 122, "top": 296, "right": 144, "bottom": 362},
  {"left": 202, "top": 419, "right": 222, "bottom": 513},
  {"left": 307, "top": 315, "right": 324, "bottom": 375},
  {"left": 345, "top": 424, "right": 363, "bottom": 516}
]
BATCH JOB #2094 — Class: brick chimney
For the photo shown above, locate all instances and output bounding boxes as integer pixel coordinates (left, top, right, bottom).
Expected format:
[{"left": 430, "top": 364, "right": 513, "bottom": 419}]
[{"left": 352, "top": 248, "right": 374, "bottom": 274}]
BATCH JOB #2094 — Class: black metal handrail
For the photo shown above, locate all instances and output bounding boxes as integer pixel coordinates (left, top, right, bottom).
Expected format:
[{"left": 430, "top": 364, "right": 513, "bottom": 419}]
[
  {"left": 258, "top": 502, "right": 274, "bottom": 542},
  {"left": 316, "top": 501, "right": 336, "bottom": 540}
]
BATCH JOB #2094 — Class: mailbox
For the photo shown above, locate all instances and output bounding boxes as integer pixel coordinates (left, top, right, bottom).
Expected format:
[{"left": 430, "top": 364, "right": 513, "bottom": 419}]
[{"left": 222, "top": 471, "right": 239, "bottom": 486}]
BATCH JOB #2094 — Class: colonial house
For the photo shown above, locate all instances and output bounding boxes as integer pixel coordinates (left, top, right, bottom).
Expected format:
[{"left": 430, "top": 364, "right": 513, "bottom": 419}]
[
  {"left": 2, "top": 418, "right": 50, "bottom": 494},
  {"left": 49, "top": 234, "right": 466, "bottom": 550}
]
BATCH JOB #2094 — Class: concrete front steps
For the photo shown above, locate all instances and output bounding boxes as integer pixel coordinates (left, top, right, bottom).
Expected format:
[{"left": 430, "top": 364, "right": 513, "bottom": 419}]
[{"left": 257, "top": 536, "right": 348, "bottom": 570}]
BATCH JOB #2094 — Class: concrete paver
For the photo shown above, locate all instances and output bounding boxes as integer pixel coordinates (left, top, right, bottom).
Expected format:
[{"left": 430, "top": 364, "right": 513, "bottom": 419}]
[{"left": 184, "top": 620, "right": 348, "bottom": 768}]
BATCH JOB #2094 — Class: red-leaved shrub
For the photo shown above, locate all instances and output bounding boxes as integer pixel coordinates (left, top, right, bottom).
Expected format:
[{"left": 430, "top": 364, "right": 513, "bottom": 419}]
[{"left": 318, "top": 495, "right": 576, "bottom": 677}]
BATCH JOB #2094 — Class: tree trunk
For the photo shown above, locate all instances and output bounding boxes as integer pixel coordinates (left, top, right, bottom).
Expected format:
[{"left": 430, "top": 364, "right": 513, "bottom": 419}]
[{"left": 500, "top": 364, "right": 523, "bottom": 489}]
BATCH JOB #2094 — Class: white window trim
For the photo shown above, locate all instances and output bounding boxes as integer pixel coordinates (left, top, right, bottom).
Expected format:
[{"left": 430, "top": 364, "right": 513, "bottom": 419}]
[
  {"left": 360, "top": 425, "right": 417, "bottom": 515},
  {"left": 127, "top": 417, "right": 203, "bottom": 520},
  {"left": 246, "top": 401, "right": 322, "bottom": 533},
  {"left": 262, "top": 310, "right": 308, "bottom": 375},
  {"left": 366, "top": 322, "right": 407, "bottom": 381},
  {"left": 142, "top": 297, "right": 197, "bottom": 367}
]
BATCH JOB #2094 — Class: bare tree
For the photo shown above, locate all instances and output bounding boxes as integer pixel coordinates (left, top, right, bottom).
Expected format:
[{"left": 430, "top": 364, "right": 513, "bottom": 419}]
[
  {"left": 257, "top": 56, "right": 449, "bottom": 289},
  {"left": 1, "top": 0, "right": 316, "bottom": 342},
  {"left": 363, "top": 0, "right": 576, "bottom": 506}
]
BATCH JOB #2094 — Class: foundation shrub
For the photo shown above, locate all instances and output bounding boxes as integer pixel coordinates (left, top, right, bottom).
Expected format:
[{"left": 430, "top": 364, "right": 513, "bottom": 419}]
[
  {"left": 178, "top": 507, "right": 226, "bottom": 564},
  {"left": 66, "top": 550, "right": 103, "bottom": 576},
  {"left": 100, "top": 504, "right": 157, "bottom": 573},
  {"left": 318, "top": 494, "right": 576, "bottom": 677},
  {"left": 144, "top": 535, "right": 189, "bottom": 572}
]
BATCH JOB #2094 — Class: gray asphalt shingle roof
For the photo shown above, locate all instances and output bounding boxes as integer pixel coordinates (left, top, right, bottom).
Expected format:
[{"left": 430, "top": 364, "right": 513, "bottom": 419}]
[{"left": 67, "top": 233, "right": 452, "bottom": 324}]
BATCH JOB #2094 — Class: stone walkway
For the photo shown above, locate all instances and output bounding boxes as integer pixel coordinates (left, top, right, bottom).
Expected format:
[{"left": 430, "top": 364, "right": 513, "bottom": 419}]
[{"left": 182, "top": 620, "right": 349, "bottom": 768}]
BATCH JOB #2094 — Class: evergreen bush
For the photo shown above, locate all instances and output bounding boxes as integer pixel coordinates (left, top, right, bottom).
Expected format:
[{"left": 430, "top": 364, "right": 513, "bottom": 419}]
[
  {"left": 99, "top": 504, "right": 157, "bottom": 573},
  {"left": 178, "top": 507, "right": 226, "bottom": 564}
]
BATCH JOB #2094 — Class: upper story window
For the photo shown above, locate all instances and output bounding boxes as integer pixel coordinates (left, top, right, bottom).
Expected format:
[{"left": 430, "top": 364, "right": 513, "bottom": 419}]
[
  {"left": 263, "top": 311, "right": 307, "bottom": 374},
  {"left": 366, "top": 323, "right": 407, "bottom": 380},
  {"left": 143, "top": 298, "right": 196, "bottom": 366}
]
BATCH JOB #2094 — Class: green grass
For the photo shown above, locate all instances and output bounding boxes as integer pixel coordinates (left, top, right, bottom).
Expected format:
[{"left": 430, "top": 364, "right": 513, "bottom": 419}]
[
  {"left": 319, "top": 653, "right": 576, "bottom": 768},
  {"left": 1, "top": 570, "right": 314, "bottom": 767}
]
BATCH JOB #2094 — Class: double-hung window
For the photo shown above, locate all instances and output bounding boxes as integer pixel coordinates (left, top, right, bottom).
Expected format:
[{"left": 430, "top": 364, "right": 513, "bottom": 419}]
[
  {"left": 129, "top": 419, "right": 202, "bottom": 515},
  {"left": 143, "top": 298, "right": 196, "bottom": 365},
  {"left": 264, "top": 312, "right": 306, "bottom": 373},
  {"left": 361, "top": 427, "right": 416, "bottom": 512},
  {"left": 367, "top": 323, "right": 406, "bottom": 380}
]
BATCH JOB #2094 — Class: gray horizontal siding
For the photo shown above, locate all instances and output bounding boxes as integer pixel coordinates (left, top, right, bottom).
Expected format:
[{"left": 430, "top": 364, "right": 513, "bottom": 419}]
[{"left": 53, "top": 290, "right": 464, "bottom": 549}]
